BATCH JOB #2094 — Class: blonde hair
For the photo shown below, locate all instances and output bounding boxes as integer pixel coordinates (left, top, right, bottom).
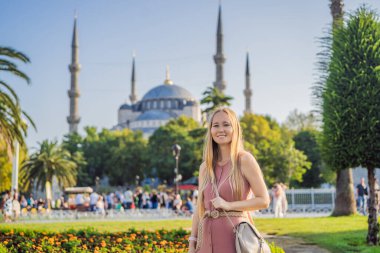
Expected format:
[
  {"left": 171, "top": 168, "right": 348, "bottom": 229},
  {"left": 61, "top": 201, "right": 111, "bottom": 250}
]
[{"left": 197, "top": 107, "right": 245, "bottom": 218}]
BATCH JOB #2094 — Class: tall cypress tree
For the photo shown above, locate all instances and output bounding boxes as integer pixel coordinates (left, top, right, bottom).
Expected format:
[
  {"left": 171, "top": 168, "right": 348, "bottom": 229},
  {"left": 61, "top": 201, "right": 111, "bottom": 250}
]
[{"left": 318, "top": 6, "right": 380, "bottom": 245}]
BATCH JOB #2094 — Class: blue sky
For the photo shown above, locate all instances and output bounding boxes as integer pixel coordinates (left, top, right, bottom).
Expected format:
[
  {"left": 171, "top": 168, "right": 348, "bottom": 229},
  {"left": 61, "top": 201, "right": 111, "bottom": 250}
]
[{"left": 1, "top": 0, "right": 379, "bottom": 148}]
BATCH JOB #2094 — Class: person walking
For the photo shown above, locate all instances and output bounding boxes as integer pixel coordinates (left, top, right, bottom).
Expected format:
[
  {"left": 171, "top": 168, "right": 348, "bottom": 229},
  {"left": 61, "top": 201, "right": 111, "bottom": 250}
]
[
  {"left": 272, "top": 183, "right": 284, "bottom": 218},
  {"left": 188, "top": 108, "right": 270, "bottom": 253},
  {"left": 357, "top": 177, "right": 368, "bottom": 215}
]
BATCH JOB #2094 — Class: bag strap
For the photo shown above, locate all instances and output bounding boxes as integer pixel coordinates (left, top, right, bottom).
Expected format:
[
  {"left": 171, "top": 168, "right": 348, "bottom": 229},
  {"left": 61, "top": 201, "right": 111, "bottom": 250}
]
[{"left": 211, "top": 180, "right": 237, "bottom": 232}]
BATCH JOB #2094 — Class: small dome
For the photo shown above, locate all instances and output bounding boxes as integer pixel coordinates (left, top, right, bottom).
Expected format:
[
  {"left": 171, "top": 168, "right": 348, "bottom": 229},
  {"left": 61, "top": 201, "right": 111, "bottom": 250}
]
[
  {"left": 119, "top": 103, "right": 132, "bottom": 110},
  {"left": 142, "top": 84, "right": 194, "bottom": 101},
  {"left": 136, "top": 110, "right": 176, "bottom": 121}
]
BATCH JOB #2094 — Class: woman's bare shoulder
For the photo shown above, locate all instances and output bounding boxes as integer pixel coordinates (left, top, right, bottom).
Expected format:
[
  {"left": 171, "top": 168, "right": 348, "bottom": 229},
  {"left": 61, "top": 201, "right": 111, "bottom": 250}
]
[
  {"left": 239, "top": 151, "right": 260, "bottom": 174},
  {"left": 199, "top": 162, "right": 207, "bottom": 176},
  {"left": 239, "top": 150, "right": 255, "bottom": 163}
]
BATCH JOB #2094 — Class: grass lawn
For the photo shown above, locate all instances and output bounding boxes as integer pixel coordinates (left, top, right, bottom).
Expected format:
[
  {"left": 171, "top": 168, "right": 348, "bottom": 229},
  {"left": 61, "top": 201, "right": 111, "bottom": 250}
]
[{"left": 0, "top": 216, "right": 377, "bottom": 252}]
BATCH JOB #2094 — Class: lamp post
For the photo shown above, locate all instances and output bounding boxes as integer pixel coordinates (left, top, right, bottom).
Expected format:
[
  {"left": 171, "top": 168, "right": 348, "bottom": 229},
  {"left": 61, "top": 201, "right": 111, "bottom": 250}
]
[
  {"left": 135, "top": 175, "right": 140, "bottom": 187},
  {"left": 172, "top": 144, "right": 181, "bottom": 194},
  {"left": 11, "top": 141, "right": 20, "bottom": 195}
]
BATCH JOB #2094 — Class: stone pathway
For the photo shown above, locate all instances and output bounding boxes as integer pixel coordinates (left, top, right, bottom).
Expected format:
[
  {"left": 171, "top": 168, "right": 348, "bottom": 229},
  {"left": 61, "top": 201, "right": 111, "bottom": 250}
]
[{"left": 265, "top": 235, "right": 331, "bottom": 253}]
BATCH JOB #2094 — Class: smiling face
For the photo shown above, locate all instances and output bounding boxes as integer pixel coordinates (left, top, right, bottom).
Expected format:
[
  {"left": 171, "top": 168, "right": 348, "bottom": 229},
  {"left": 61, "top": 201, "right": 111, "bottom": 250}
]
[{"left": 211, "top": 111, "right": 233, "bottom": 145}]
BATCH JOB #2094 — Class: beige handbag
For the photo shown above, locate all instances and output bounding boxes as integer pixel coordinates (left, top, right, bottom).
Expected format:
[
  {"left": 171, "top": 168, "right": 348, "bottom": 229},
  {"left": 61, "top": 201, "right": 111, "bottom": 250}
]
[{"left": 234, "top": 221, "right": 271, "bottom": 253}]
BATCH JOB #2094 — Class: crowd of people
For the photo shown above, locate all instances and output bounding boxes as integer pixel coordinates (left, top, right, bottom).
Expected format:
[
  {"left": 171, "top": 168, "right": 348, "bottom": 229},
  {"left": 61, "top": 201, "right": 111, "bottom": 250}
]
[
  {"left": 0, "top": 187, "right": 197, "bottom": 222},
  {"left": 2, "top": 176, "right": 375, "bottom": 223}
]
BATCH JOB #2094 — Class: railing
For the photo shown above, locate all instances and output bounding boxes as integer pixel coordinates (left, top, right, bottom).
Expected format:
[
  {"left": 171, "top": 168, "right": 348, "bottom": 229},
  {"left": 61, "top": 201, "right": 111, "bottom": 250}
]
[
  {"left": 3, "top": 188, "right": 337, "bottom": 222},
  {"left": 258, "top": 188, "right": 336, "bottom": 215},
  {"left": 13, "top": 208, "right": 184, "bottom": 221}
]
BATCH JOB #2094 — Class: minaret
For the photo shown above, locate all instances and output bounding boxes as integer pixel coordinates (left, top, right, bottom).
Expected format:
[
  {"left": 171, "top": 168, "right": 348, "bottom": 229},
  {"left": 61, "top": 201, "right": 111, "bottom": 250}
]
[
  {"left": 129, "top": 55, "right": 137, "bottom": 104},
  {"left": 244, "top": 52, "right": 252, "bottom": 114},
  {"left": 67, "top": 16, "right": 81, "bottom": 133},
  {"left": 213, "top": 4, "right": 226, "bottom": 92}
]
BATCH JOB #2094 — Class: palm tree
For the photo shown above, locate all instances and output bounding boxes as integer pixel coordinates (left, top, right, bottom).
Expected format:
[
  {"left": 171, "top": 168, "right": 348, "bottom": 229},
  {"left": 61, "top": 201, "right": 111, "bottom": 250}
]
[
  {"left": 0, "top": 46, "right": 35, "bottom": 153},
  {"left": 20, "top": 140, "right": 78, "bottom": 209},
  {"left": 200, "top": 86, "right": 233, "bottom": 115}
]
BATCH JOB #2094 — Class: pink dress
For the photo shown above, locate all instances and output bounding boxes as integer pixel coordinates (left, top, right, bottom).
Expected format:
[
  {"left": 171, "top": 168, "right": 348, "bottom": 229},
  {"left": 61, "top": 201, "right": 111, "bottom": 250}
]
[{"left": 197, "top": 161, "right": 251, "bottom": 253}]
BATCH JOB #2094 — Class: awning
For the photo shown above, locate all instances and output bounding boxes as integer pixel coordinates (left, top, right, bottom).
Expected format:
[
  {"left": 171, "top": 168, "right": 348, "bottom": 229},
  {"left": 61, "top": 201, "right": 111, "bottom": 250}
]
[{"left": 178, "top": 184, "right": 198, "bottom": 191}]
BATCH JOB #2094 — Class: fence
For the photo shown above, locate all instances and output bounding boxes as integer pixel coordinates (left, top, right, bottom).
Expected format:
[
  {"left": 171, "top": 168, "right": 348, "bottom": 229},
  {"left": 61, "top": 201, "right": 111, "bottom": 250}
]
[{"left": 259, "top": 188, "right": 336, "bottom": 214}]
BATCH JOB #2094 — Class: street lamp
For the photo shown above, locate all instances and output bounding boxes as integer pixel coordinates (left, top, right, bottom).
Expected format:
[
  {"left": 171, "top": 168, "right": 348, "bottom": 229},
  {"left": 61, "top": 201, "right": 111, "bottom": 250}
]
[
  {"left": 135, "top": 175, "right": 140, "bottom": 187},
  {"left": 11, "top": 140, "right": 20, "bottom": 195},
  {"left": 172, "top": 144, "right": 181, "bottom": 194}
]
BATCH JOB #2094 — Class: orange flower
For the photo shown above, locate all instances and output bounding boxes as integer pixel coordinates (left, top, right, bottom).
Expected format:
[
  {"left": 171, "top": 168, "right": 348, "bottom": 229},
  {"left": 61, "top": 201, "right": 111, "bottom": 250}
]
[
  {"left": 101, "top": 240, "right": 107, "bottom": 247},
  {"left": 116, "top": 238, "right": 122, "bottom": 243}
]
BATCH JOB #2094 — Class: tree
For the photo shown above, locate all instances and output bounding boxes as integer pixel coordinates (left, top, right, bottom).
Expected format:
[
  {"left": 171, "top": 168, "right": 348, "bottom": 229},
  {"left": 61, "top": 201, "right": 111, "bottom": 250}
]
[
  {"left": 20, "top": 140, "right": 77, "bottom": 209},
  {"left": 148, "top": 116, "right": 203, "bottom": 184},
  {"left": 62, "top": 132, "right": 90, "bottom": 186},
  {"left": 317, "top": 6, "right": 380, "bottom": 244},
  {"left": 283, "top": 109, "right": 320, "bottom": 132},
  {"left": 313, "top": 0, "right": 357, "bottom": 217},
  {"left": 240, "top": 113, "right": 311, "bottom": 186},
  {"left": 0, "top": 139, "right": 28, "bottom": 192},
  {"left": 200, "top": 86, "right": 233, "bottom": 115},
  {"left": 293, "top": 130, "right": 328, "bottom": 187},
  {"left": 0, "top": 47, "right": 35, "bottom": 153},
  {"left": 105, "top": 130, "right": 148, "bottom": 186}
]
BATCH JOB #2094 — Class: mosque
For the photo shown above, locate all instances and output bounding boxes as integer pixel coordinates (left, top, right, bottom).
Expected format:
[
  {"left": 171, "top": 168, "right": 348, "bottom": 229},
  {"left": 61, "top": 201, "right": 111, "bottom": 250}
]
[{"left": 67, "top": 5, "right": 253, "bottom": 137}]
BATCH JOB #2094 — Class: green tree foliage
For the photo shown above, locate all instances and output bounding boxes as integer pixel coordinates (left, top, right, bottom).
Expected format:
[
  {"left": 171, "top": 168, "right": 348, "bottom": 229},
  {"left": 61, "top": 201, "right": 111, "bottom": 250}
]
[
  {"left": 200, "top": 86, "right": 233, "bottom": 114},
  {"left": 0, "top": 140, "right": 12, "bottom": 192},
  {"left": 63, "top": 128, "right": 148, "bottom": 186},
  {"left": 148, "top": 116, "right": 203, "bottom": 183},
  {"left": 292, "top": 130, "right": 328, "bottom": 187},
  {"left": 0, "top": 47, "right": 35, "bottom": 153},
  {"left": 283, "top": 109, "right": 320, "bottom": 132},
  {"left": 316, "top": 6, "right": 380, "bottom": 243},
  {"left": 62, "top": 132, "right": 89, "bottom": 186},
  {"left": 314, "top": 0, "right": 357, "bottom": 218},
  {"left": 105, "top": 130, "right": 148, "bottom": 186},
  {"left": 0, "top": 139, "right": 28, "bottom": 192},
  {"left": 240, "top": 113, "right": 311, "bottom": 186},
  {"left": 20, "top": 140, "right": 77, "bottom": 208}
]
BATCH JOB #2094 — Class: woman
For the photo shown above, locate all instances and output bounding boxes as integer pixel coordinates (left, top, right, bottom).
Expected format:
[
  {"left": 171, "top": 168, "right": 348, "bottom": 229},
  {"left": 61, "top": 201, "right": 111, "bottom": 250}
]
[
  {"left": 271, "top": 183, "right": 283, "bottom": 218},
  {"left": 188, "top": 108, "right": 270, "bottom": 253}
]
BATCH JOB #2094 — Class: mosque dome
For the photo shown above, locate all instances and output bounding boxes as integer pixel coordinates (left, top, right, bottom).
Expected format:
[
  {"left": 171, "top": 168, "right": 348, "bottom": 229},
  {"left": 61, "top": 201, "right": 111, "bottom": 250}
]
[
  {"left": 141, "top": 84, "right": 195, "bottom": 101},
  {"left": 141, "top": 66, "right": 195, "bottom": 101}
]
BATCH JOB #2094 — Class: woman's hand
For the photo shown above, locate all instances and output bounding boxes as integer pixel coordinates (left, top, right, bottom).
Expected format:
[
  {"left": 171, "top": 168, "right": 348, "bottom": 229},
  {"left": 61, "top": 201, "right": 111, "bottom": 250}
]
[
  {"left": 211, "top": 196, "right": 231, "bottom": 210},
  {"left": 188, "top": 241, "right": 196, "bottom": 253}
]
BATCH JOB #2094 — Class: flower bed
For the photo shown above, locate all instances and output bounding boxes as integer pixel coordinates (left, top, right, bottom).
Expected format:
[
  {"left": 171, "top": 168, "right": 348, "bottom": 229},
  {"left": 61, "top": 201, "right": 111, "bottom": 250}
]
[{"left": 0, "top": 228, "right": 284, "bottom": 252}]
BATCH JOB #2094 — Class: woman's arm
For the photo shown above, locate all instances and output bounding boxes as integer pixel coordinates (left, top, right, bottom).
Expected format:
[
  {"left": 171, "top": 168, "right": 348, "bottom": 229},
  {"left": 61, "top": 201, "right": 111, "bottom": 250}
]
[
  {"left": 188, "top": 162, "right": 206, "bottom": 252},
  {"left": 211, "top": 151, "right": 270, "bottom": 211}
]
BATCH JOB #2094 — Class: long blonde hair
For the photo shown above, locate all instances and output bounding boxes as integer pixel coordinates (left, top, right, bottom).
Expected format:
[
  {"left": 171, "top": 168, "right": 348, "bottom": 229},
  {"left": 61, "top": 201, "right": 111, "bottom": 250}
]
[{"left": 197, "top": 107, "right": 245, "bottom": 218}]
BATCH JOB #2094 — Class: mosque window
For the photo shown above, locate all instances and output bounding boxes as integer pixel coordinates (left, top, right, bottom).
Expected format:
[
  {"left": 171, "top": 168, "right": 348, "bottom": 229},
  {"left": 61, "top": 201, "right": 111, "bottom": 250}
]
[
  {"left": 173, "top": 100, "right": 178, "bottom": 109},
  {"left": 153, "top": 101, "right": 157, "bottom": 109},
  {"left": 166, "top": 100, "right": 171, "bottom": 108},
  {"left": 160, "top": 100, "right": 164, "bottom": 109}
]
